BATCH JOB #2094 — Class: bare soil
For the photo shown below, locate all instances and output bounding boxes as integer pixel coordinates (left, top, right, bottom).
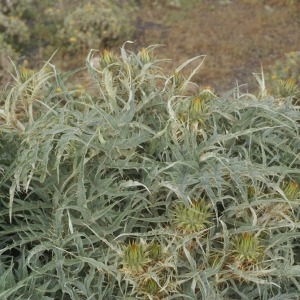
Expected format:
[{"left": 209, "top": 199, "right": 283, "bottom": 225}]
[{"left": 130, "top": 0, "right": 300, "bottom": 93}]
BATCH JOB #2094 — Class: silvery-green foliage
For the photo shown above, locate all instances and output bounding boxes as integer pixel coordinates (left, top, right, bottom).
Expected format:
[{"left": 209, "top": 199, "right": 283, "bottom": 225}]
[{"left": 0, "top": 43, "right": 300, "bottom": 299}]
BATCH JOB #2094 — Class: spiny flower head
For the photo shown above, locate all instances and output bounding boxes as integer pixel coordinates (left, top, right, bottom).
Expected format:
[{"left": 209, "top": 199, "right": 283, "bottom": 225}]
[
  {"left": 121, "top": 240, "right": 151, "bottom": 274},
  {"left": 138, "top": 47, "right": 153, "bottom": 65},
  {"left": 170, "top": 199, "right": 212, "bottom": 234},
  {"left": 281, "top": 180, "right": 300, "bottom": 201},
  {"left": 99, "top": 49, "right": 118, "bottom": 68},
  {"left": 230, "top": 233, "right": 264, "bottom": 269},
  {"left": 18, "top": 66, "right": 35, "bottom": 83}
]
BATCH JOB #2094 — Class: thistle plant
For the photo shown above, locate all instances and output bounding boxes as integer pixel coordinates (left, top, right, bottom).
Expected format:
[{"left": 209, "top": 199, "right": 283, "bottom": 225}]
[{"left": 1, "top": 43, "right": 300, "bottom": 299}]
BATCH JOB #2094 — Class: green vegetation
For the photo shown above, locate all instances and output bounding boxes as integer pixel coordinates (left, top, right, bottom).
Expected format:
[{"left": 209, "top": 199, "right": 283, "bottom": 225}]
[
  {"left": 268, "top": 51, "right": 300, "bottom": 85},
  {"left": 0, "top": 43, "right": 299, "bottom": 299},
  {"left": 0, "top": 0, "right": 133, "bottom": 84},
  {"left": 0, "top": 0, "right": 300, "bottom": 298}
]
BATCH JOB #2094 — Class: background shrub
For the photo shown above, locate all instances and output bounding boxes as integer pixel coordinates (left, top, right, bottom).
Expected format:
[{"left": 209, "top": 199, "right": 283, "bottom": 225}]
[
  {"left": 0, "top": 0, "right": 133, "bottom": 86},
  {"left": 56, "top": 0, "right": 133, "bottom": 55}
]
